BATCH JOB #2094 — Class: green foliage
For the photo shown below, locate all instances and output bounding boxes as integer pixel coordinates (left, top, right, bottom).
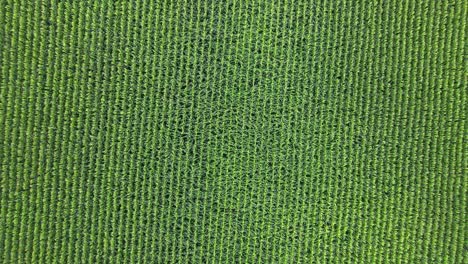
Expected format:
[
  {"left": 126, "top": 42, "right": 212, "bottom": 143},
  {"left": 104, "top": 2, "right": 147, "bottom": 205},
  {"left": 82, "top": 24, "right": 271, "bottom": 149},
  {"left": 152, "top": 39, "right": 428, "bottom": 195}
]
[{"left": 0, "top": 0, "right": 466, "bottom": 263}]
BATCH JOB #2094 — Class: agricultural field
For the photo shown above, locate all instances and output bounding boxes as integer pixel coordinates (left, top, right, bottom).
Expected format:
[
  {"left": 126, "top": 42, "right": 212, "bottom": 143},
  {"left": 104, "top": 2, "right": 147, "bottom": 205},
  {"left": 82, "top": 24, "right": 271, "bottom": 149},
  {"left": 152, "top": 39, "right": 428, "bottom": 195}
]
[{"left": 0, "top": 0, "right": 466, "bottom": 263}]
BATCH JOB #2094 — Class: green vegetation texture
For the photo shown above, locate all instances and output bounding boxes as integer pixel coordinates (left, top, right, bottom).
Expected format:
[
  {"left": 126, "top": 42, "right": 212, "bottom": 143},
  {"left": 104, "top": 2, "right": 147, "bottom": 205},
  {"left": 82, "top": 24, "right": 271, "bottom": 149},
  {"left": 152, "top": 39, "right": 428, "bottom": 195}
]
[{"left": 0, "top": 0, "right": 466, "bottom": 263}]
